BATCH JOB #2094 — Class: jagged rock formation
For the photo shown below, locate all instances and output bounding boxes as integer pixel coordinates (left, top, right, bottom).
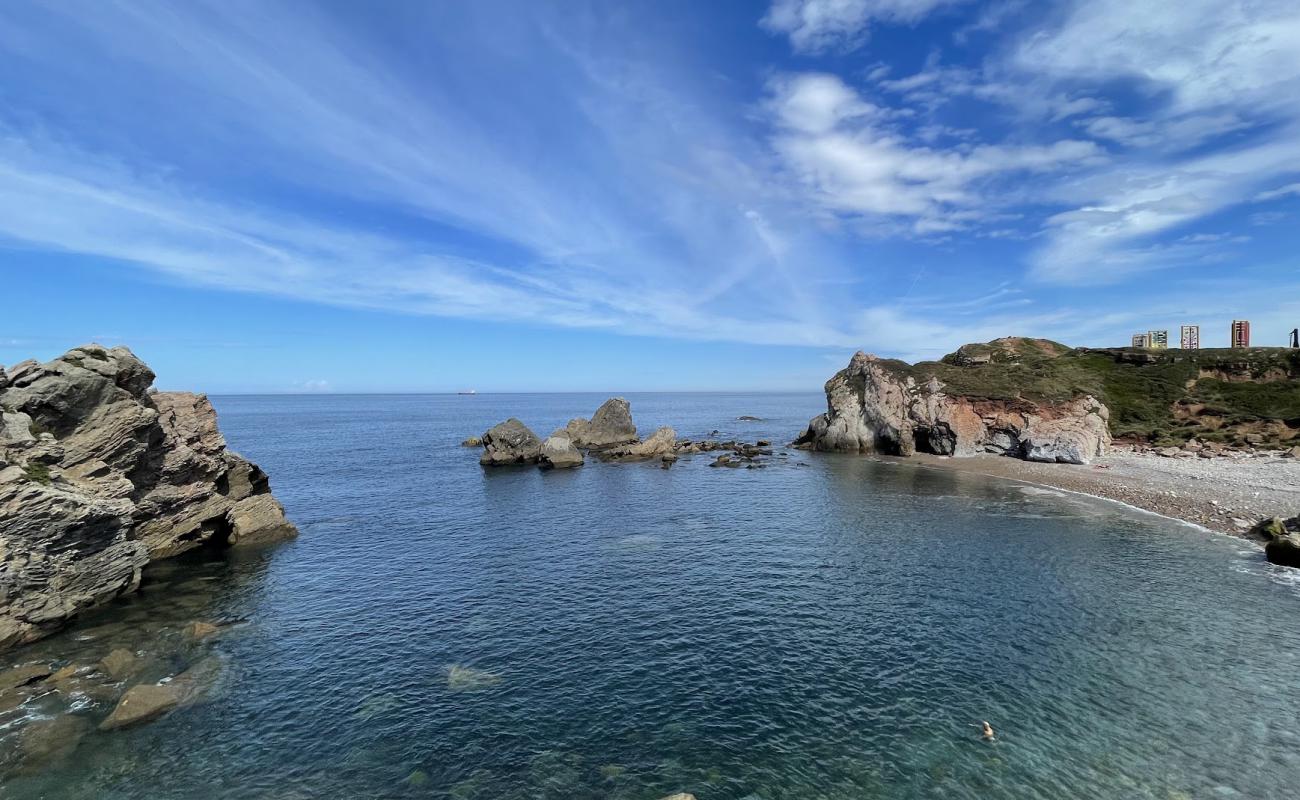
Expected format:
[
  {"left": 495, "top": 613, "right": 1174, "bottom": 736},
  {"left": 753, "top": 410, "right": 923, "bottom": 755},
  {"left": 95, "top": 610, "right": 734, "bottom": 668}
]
[
  {"left": 0, "top": 344, "right": 296, "bottom": 650},
  {"left": 561, "top": 398, "right": 637, "bottom": 449},
  {"left": 479, "top": 418, "right": 542, "bottom": 465},
  {"left": 797, "top": 345, "right": 1111, "bottom": 464}
]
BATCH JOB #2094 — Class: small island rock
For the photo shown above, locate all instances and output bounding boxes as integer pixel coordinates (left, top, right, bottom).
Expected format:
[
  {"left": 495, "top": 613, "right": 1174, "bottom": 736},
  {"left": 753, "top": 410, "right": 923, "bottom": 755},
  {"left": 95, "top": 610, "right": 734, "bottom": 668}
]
[
  {"left": 540, "top": 435, "right": 584, "bottom": 470},
  {"left": 479, "top": 419, "right": 542, "bottom": 465}
]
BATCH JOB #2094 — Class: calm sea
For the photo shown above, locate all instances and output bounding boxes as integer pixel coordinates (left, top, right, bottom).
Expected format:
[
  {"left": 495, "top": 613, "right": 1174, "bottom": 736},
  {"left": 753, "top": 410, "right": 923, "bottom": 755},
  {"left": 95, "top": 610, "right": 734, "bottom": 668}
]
[{"left": 3, "top": 393, "right": 1300, "bottom": 799}]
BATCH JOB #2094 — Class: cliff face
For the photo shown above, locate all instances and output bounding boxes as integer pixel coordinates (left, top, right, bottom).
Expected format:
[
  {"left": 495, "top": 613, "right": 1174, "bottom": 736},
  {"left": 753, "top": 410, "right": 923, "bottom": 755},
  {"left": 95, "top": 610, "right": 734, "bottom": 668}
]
[
  {"left": 0, "top": 345, "right": 296, "bottom": 650},
  {"left": 797, "top": 345, "right": 1111, "bottom": 464}
]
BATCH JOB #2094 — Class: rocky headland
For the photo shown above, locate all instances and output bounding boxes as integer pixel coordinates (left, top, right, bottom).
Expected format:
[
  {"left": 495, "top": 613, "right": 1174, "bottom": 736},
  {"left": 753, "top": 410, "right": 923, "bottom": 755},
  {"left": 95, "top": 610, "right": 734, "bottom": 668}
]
[
  {"left": 797, "top": 337, "right": 1300, "bottom": 463},
  {"left": 0, "top": 344, "right": 297, "bottom": 651}
]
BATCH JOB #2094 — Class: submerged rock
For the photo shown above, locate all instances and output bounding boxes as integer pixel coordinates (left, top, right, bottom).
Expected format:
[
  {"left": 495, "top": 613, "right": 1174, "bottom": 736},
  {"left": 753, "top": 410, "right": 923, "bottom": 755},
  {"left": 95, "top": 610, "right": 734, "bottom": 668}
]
[
  {"left": 99, "top": 682, "right": 183, "bottom": 730},
  {"left": 0, "top": 344, "right": 298, "bottom": 651},
  {"left": 479, "top": 419, "right": 542, "bottom": 466},
  {"left": 540, "top": 435, "right": 584, "bottom": 470},
  {"left": 0, "top": 663, "right": 51, "bottom": 692},
  {"left": 97, "top": 657, "right": 222, "bottom": 730},
  {"left": 98, "top": 648, "right": 140, "bottom": 680},
  {"left": 447, "top": 664, "right": 501, "bottom": 691},
  {"left": 8, "top": 714, "right": 91, "bottom": 774},
  {"left": 460, "top": 436, "right": 482, "bottom": 447}
]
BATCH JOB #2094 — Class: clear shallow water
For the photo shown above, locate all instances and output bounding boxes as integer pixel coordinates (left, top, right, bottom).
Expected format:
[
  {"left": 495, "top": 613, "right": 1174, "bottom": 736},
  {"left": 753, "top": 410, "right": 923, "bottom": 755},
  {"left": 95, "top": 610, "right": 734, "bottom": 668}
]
[{"left": 3, "top": 393, "right": 1300, "bottom": 799}]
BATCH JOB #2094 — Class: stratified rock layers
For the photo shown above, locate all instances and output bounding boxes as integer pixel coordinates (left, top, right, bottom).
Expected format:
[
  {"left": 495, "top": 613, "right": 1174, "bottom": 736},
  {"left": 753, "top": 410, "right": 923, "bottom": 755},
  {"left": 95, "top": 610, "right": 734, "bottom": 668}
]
[
  {"left": 0, "top": 344, "right": 297, "bottom": 650},
  {"left": 798, "top": 351, "right": 1110, "bottom": 464}
]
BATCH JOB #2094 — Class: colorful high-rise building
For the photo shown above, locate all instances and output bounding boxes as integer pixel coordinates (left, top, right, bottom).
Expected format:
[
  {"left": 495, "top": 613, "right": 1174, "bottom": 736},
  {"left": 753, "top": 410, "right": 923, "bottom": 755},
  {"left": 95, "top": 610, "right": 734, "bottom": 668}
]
[
  {"left": 1132, "top": 333, "right": 1150, "bottom": 348},
  {"left": 1147, "top": 330, "right": 1169, "bottom": 349},
  {"left": 1231, "top": 320, "right": 1251, "bottom": 348},
  {"left": 1180, "top": 325, "right": 1200, "bottom": 350}
]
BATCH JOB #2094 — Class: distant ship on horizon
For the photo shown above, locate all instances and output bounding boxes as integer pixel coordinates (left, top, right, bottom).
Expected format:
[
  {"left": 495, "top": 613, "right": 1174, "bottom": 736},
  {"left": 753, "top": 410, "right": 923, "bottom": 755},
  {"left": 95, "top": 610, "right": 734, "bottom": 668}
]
[{"left": 457, "top": 389, "right": 477, "bottom": 395}]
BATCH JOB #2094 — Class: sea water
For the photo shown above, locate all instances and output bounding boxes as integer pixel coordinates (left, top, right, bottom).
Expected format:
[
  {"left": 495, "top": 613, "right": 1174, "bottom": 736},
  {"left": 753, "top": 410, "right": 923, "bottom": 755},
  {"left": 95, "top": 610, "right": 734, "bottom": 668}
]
[{"left": 2, "top": 393, "right": 1299, "bottom": 799}]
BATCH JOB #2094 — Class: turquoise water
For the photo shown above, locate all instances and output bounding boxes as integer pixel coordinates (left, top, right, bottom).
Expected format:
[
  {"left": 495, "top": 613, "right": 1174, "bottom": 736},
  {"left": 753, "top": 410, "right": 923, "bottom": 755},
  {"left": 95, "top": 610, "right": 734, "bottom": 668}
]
[{"left": 3, "top": 393, "right": 1299, "bottom": 799}]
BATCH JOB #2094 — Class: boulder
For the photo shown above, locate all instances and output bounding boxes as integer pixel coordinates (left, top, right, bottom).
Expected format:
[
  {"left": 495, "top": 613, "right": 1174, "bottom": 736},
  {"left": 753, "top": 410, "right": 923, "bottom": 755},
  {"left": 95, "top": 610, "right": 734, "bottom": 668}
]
[
  {"left": 460, "top": 436, "right": 482, "bottom": 447},
  {"left": 565, "top": 398, "right": 638, "bottom": 449},
  {"left": 226, "top": 494, "right": 298, "bottom": 546},
  {"left": 1247, "top": 516, "right": 1291, "bottom": 543},
  {"left": 1285, "top": 446, "right": 1300, "bottom": 459},
  {"left": 0, "top": 344, "right": 297, "bottom": 651},
  {"left": 98, "top": 648, "right": 140, "bottom": 680},
  {"left": 98, "top": 682, "right": 183, "bottom": 730},
  {"left": 479, "top": 419, "right": 543, "bottom": 466},
  {"left": 539, "top": 435, "right": 584, "bottom": 470},
  {"left": 607, "top": 427, "right": 676, "bottom": 459},
  {"left": 1265, "top": 534, "right": 1300, "bottom": 569}
]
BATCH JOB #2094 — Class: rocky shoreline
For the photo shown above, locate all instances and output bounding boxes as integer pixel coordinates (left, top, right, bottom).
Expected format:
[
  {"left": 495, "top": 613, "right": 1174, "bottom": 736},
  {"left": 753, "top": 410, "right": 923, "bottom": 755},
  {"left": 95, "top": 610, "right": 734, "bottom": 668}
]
[{"left": 1, "top": 345, "right": 298, "bottom": 650}]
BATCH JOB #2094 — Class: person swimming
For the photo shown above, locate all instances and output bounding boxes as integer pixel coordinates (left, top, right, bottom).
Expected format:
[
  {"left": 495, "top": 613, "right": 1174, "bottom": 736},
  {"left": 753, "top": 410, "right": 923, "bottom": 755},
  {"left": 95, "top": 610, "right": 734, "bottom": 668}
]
[{"left": 980, "top": 721, "right": 995, "bottom": 740}]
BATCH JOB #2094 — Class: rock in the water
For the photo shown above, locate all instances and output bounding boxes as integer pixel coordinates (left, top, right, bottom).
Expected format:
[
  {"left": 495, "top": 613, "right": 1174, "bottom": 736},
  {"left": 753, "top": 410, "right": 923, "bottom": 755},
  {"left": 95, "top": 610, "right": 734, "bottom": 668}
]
[
  {"left": 737, "top": 415, "right": 762, "bottom": 421},
  {"left": 96, "top": 657, "right": 220, "bottom": 730},
  {"left": 564, "top": 398, "right": 638, "bottom": 449},
  {"left": 797, "top": 348, "right": 1110, "bottom": 465},
  {"left": 0, "top": 344, "right": 297, "bottom": 651},
  {"left": 98, "top": 648, "right": 140, "bottom": 680},
  {"left": 447, "top": 664, "right": 501, "bottom": 691},
  {"left": 0, "top": 663, "right": 52, "bottom": 691},
  {"left": 98, "top": 682, "right": 183, "bottom": 730},
  {"left": 183, "top": 621, "right": 221, "bottom": 640},
  {"left": 479, "top": 419, "right": 543, "bottom": 466},
  {"left": 540, "top": 435, "right": 584, "bottom": 470},
  {"left": 607, "top": 427, "right": 676, "bottom": 459},
  {"left": 1266, "top": 533, "right": 1300, "bottom": 568},
  {"left": 460, "top": 436, "right": 482, "bottom": 447},
  {"left": 659, "top": 794, "right": 697, "bottom": 800},
  {"left": 8, "top": 714, "right": 91, "bottom": 773},
  {"left": 226, "top": 494, "right": 298, "bottom": 546}
]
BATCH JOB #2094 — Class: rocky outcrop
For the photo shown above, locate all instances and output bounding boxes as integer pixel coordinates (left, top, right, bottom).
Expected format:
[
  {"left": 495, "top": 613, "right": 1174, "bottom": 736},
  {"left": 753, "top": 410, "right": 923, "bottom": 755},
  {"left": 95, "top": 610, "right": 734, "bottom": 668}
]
[
  {"left": 605, "top": 426, "right": 677, "bottom": 459},
  {"left": 797, "top": 350, "right": 1110, "bottom": 464},
  {"left": 0, "top": 344, "right": 297, "bottom": 651},
  {"left": 479, "top": 418, "right": 542, "bottom": 465},
  {"left": 539, "top": 434, "right": 584, "bottom": 470},
  {"left": 561, "top": 398, "right": 637, "bottom": 449}
]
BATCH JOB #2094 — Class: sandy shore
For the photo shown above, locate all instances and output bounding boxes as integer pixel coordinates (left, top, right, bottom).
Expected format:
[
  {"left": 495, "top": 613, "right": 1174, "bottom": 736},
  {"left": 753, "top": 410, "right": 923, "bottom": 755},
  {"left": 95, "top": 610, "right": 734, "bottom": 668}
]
[{"left": 888, "top": 449, "right": 1300, "bottom": 536}]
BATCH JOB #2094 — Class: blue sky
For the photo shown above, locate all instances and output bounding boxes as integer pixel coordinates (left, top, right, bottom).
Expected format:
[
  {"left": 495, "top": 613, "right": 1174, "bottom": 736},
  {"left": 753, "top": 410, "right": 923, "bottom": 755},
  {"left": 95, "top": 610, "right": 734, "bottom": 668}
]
[{"left": 2, "top": 0, "right": 1298, "bottom": 392}]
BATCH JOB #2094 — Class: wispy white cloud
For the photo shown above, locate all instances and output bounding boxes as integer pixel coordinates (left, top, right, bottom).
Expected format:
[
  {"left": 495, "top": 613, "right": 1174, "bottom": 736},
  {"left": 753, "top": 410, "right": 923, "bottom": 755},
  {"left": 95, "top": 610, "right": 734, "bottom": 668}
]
[
  {"left": 761, "top": 0, "right": 967, "bottom": 53},
  {"left": 764, "top": 73, "right": 1102, "bottom": 234}
]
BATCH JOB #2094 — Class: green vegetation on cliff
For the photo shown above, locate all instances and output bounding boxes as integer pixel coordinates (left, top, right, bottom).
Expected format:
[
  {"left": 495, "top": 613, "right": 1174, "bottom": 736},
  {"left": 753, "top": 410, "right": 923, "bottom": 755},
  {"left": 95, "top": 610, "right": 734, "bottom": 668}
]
[{"left": 883, "top": 337, "right": 1300, "bottom": 446}]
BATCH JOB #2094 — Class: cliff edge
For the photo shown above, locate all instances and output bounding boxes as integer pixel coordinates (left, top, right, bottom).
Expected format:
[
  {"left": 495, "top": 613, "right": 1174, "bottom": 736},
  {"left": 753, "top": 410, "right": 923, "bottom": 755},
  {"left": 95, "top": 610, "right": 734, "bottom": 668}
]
[
  {"left": 0, "top": 344, "right": 297, "bottom": 650},
  {"left": 797, "top": 337, "right": 1300, "bottom": 463}
]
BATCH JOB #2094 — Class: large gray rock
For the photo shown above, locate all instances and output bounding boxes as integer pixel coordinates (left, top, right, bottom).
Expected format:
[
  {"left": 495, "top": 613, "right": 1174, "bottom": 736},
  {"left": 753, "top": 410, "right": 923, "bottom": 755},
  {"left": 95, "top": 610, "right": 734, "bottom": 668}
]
[
  {"left": 564, "top": 398, "right": 638, "bottom": 449},
  {"left": 0, "top": 344, "right": 298, "bottom": 651},
  {"left": 797, "top": 351, "right": 1110, "bottom": 465},
  {"left": 1266, "top": 533, "right": 1300, "bottom": 568},
  {"left": 539, "top": 435, "right": 584, "bottom": 470},
  {"left": 479, "top": 419, "right": 542, "bottom": 466}
]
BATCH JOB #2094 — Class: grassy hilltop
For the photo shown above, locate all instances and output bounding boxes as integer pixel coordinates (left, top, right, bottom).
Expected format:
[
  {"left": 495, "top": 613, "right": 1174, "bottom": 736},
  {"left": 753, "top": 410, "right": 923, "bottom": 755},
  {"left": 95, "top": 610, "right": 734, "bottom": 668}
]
[{"left": 876, "top": 337, "right": 1300, "bottom": 447}]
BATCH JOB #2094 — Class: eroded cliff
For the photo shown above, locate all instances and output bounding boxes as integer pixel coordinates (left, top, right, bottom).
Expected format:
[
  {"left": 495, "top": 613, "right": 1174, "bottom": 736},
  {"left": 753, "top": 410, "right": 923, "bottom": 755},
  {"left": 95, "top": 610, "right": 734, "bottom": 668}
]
[
  {"left": 796, "top": 345, "right": 1110, "bottom": 464},
  {"left": 0, "top": 345, "right": 296, "bottom": 650}
]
